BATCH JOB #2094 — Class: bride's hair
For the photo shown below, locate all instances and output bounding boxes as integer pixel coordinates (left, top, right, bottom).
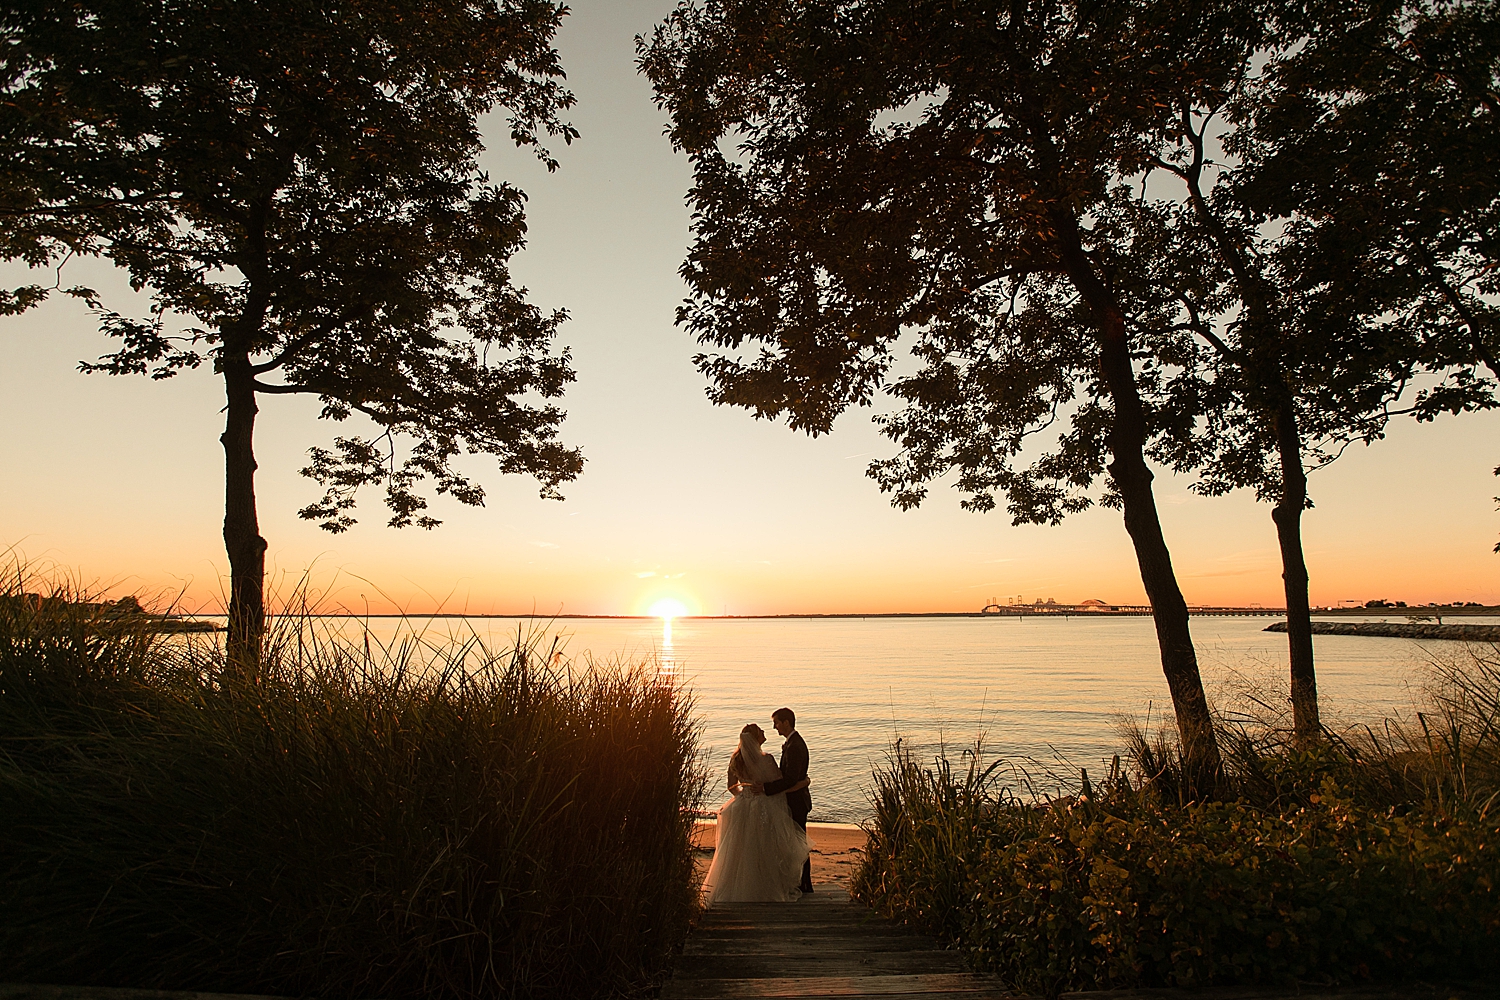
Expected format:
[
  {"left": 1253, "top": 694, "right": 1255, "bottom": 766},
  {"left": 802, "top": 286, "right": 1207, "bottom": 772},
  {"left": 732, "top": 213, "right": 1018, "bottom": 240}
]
[{"left": 734, "top": 723, "right": 765, "bottom": 763}]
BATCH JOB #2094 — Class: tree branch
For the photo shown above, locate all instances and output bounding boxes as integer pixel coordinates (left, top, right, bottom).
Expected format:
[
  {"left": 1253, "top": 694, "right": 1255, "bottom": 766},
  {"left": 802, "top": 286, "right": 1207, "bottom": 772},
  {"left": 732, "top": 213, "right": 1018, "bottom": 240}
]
[{"left": 1411, "top": 250, "right": 1500, "bottom": 382}]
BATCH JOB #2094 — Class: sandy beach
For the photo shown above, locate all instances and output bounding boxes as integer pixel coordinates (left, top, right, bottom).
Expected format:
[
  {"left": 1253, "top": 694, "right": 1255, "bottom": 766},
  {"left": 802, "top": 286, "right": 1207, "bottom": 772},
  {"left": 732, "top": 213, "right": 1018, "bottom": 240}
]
[{"left": 690, "top": 819, "right": 869, "bottom": 891}]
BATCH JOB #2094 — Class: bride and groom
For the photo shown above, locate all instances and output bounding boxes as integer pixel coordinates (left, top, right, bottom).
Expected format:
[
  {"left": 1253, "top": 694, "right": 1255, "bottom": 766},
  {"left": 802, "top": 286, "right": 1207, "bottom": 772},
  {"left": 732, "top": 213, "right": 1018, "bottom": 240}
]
[{"left": 700, "top": 707, "right": 815, "bottom": 905}]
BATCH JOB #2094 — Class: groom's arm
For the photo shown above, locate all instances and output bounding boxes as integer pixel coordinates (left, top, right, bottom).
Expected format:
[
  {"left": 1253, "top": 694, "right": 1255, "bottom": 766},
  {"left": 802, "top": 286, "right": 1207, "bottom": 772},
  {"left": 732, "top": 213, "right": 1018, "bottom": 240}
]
[{"left": 763, "top": 737, "right": 808, "bottom": 796}]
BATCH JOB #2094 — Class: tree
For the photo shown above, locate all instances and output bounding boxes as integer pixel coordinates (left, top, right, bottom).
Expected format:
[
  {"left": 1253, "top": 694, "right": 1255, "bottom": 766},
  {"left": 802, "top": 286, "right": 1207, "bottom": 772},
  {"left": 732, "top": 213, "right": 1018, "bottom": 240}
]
[
  {"left": 0, "top": 0, "right": 584, "bottom": 670},
  {"left": 1208, "top": 0, "right": 1500, "bottom": 727},
  {"left": 1238, "top": 0, "right": 1500, "bottom": 523},
  {"left": 1239, "top": 0, "right": 1499, "bottom": 389},
  {"left": 1133, "top": 104, "right": 1429, "bottom": 746},
  {"left": 640, "top": 0, "right": 1274, "bottom": 782}
]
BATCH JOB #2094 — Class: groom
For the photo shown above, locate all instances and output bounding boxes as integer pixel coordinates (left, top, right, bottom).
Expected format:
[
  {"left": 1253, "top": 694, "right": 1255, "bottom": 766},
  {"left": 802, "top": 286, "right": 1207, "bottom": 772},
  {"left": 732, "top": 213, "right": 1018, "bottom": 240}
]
[{"left": 756, "top": 706, "right": 814, "bottom": 894}]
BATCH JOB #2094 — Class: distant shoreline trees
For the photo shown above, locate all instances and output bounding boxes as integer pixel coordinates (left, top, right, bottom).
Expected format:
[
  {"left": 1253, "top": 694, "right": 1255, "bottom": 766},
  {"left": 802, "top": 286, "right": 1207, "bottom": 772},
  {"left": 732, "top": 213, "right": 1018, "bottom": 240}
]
[{"left": 0, "top": 0, "right": 585, "bottom": 672}]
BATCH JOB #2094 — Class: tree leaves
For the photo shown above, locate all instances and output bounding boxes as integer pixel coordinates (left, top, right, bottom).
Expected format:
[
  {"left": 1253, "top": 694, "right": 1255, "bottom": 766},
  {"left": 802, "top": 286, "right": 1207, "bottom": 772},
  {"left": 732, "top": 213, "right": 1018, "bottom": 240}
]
[
  {"left": 1, "top": 0, "right": 584, "bottom": 528},
  {"left": 643, "top": 0, "right": 1499, "bottom": 538},
  {"left": 641, "top": 0, "right": 1263, "bottom": 523}
]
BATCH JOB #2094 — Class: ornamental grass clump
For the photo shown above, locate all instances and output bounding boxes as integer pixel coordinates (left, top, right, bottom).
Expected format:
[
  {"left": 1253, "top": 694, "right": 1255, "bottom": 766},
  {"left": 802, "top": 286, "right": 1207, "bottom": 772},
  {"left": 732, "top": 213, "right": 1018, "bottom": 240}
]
[
  {"left": 0, "top": 568, "right": 703, "bottom": 1000},
  {"left": 854, "top": 647, "right": 1500, "bottom": 997}
]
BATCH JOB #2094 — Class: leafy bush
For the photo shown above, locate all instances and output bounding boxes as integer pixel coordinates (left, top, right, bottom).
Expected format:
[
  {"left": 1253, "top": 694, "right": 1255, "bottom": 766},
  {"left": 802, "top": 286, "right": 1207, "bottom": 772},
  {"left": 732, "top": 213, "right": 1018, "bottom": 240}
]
[
  {"left": 0, "top": 570, "right": 703, "bottom": 999},
  {"left": 854, "top": 648, "right": 1500, "bottom": 996}
]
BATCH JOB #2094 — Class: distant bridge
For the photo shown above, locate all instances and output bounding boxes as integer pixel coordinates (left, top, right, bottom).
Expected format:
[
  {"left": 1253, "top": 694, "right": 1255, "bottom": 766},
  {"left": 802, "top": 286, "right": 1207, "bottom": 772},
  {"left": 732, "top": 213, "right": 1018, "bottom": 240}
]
[{"left": 980, "top": 603, "right": 1286, "bottom": 617}]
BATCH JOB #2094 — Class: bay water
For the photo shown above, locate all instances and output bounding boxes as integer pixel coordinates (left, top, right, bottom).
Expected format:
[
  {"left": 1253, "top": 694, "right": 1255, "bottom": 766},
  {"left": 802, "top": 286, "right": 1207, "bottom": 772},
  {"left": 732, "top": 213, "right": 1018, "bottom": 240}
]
[{"left": 322, "top": 612, "right": 1490, "bottom": 822}]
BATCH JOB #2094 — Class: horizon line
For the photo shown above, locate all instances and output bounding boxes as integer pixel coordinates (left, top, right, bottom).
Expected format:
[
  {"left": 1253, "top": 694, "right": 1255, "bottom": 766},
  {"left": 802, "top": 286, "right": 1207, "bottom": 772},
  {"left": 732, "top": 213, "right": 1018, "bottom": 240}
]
[
  {"left": 225, "top": 609, "right": 1188, "bottom": 620},
  {"left": 178, "top": 605, "right": 1496, "bottom": 621}
]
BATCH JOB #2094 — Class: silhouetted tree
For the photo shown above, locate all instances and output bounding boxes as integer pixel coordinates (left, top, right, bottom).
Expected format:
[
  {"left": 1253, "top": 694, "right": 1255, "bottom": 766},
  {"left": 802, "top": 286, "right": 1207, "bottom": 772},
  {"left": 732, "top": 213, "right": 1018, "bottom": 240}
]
[
  {"left": 1199, "top": 0, "right": 1500, "bottom": 732},
  {"left": 1133, "top": 107, "right": 1425, "bottom": 747},
  {"left": 1239, "top": 0, "right": 1499, "bottom": 389},
  {"left": 0, "top": 0, "right": 584, "bottom": 670},
  {"left": 641, "top": 0, "right": 1275, "bottom": 781}
]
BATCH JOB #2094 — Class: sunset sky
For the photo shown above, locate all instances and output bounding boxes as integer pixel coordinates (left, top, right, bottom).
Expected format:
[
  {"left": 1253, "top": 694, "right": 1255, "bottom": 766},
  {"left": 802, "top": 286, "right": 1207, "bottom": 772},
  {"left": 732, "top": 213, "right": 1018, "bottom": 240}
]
[{"left": 2, "top": 0, "right": 1497, "bottom": 616}]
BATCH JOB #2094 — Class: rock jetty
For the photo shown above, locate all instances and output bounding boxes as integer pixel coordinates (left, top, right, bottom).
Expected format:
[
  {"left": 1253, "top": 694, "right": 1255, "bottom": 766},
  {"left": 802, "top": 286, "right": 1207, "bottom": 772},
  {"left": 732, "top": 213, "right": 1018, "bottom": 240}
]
[{"left": 1265, "top": 621, "right": 1500, "bottom": 641}]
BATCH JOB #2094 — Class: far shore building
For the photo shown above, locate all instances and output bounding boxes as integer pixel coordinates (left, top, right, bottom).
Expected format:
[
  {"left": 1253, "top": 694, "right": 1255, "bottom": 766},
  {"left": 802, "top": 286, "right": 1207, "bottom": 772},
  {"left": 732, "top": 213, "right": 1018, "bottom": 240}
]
[{"left": 1079, "top": 599, "right": 1111, "bottom": 611}]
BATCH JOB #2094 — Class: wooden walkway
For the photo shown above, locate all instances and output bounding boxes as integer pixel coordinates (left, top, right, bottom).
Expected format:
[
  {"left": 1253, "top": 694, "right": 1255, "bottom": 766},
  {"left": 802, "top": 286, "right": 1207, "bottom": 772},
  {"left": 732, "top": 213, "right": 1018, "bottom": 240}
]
[{"left": 660, "top": 890, "right": 1014, "bottom": 1000}]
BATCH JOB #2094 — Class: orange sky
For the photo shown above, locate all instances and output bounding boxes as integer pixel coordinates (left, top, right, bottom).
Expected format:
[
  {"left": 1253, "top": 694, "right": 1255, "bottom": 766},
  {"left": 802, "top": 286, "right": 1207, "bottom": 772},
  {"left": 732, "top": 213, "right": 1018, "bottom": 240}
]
[{"left": 2, "top": 2, "right": 1496, "bottom": 616}]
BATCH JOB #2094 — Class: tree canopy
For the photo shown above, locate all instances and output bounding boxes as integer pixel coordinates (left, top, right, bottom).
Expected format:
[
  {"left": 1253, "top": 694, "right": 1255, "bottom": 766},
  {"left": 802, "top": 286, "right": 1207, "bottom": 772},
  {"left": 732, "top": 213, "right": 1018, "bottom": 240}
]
[
  {"left": 643, "top": 0, "right": 1499, "bottom": 769},
  {"left": 643, "top": 0, "right": 1274, "bottom": 776},
  {"left": 1, "top": 0, "right": 584, "bottom": 663},
  {"left": 1237, "top": 0, "right": 1499, "bottom": 394},
  {"left": 1212, "top": 0, "right": 1500, "bottom": 721}
]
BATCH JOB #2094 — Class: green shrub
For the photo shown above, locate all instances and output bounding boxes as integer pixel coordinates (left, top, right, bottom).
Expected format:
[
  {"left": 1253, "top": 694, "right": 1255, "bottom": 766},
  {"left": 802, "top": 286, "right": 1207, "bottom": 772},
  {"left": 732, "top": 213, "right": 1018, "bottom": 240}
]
[
  {"left": 854, "top": 650, "right": 1500, "bottom": 996},
  {"left": 0, "top": 571, "right": 703, "bottom": 999}
]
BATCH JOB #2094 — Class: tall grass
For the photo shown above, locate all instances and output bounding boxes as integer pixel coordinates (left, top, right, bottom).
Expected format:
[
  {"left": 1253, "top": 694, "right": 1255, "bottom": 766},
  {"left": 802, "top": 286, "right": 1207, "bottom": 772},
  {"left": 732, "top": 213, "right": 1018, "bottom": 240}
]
[
  {"left": 0, "top": 568, "right": 703, "bottom": 999},
  {"left": 854, "top": 646, "right": 1500, "bottom": 995},
  {"left": 1122, "top": 645, "right": 1500, "bottom": 813}
]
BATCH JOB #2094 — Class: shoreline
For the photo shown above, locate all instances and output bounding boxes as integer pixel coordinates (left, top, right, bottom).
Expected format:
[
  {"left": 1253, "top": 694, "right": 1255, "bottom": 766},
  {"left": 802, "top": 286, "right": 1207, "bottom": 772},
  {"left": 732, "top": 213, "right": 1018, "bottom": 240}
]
[
  {"left": 1267, "top": 620, "right": 1500, "bottom": 641},
  {"left": 184, "top": 607, "right": 1500, "bottom": 621},
  {"left": 691, "top": 819, "right": 868, "bottom": 889}
]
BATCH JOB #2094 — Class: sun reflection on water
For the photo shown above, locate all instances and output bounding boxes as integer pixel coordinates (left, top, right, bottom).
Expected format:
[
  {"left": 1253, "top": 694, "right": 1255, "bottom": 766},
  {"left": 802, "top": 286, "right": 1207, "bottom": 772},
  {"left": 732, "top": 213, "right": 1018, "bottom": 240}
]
[
  {"left": 648, "top": 598, "right": 687, "bottom": 678},
  {"left": 660, "top": 618, "right": 675, "bottom": 676}
]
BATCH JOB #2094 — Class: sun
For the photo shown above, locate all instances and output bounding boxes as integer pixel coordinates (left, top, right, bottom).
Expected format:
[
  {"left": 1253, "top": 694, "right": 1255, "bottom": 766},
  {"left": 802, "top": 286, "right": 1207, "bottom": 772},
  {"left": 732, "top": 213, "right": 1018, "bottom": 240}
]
[{"left": 648, "top": 598, "right": 689, "bottom": 620}]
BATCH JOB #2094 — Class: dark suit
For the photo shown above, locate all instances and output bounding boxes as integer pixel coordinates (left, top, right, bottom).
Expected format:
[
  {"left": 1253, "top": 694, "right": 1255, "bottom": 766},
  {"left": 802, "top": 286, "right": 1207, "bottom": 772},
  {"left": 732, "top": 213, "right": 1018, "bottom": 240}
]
[{"left": 763, "top": 730, "right": 813, "bottom": 892}]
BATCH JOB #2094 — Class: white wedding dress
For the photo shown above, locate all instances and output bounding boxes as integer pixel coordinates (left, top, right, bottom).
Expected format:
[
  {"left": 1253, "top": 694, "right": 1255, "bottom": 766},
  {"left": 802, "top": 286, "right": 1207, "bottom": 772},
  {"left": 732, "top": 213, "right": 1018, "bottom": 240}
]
[{"left": 700, "top": 733, "right": 811, "bottom": 905}]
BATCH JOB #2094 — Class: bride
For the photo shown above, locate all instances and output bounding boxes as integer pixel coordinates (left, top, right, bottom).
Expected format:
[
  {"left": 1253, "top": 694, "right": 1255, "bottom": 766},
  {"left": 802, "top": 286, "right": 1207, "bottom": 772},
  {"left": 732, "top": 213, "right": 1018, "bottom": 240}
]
[{"left": 701, "top": 723, "right": 811, "bottom": 905}]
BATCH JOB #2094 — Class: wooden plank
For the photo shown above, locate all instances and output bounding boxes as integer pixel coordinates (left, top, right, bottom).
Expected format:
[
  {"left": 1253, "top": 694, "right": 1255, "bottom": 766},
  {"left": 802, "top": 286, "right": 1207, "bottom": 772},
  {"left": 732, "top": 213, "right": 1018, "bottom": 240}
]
[
  {"left": 695, "top": 908, "right": 902, "bottom": 926},
  {"left": 683, "top": 935, "right": 948, "bottom": 957},
  {"left": 659, "top": 973, "right": 998, "bottom": 998},
  {"left": 698, "top": 903, "right": 880, "bottom": 914},
  {"left": 699, "top": 908, "right": 868, "bottom": 921},
  {"left": 692, "top": 929, "right": 907, "bottom": 938},
  {"left": 670, "top": 951, "right": 970, "bottom": 979},
  {"left": 1059, "top": 990, "right": 1485, "bottom": 1000},
  {"left": 697, "top": 909, "right": 885, "bottom": 922},
  {"left": 692, "top": 920, "right": 915, "bottom": 935},
  {"left": 664, "top": 992, "right": 1018, "bottom": 1000},
  {"left": 687, "top": 925, "right": 931, "bottom": 937},
  {"left": 667, "top": 885, "right": 1012, "bottom": 1000},
  {"left": 702, "top": 897, "right": 859, "bottom": 909},
  {"left": 697, "top": 902, "right": 851, "bottom": 906},
  {"left": 691, "top": 923, "right": 910, "bottom": 936},
  {"left": 698, "top": 905, "right": 866, "bottom": 912},
  {"left": 699, "top": 917, "right": 876, "bottom": 923}
]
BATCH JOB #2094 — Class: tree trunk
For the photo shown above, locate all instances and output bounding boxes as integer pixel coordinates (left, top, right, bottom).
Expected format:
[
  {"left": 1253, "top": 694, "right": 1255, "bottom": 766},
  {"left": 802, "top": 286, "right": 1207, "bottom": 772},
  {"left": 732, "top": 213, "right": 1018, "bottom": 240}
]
[
  {"left": 1099, "top": 315, "right": 1223, "bottom": 789},
  {"left": 1051, "top": 213, "right": 1224, "bottom": 789},
  {"left": 222, "top": 347, "right": 267, "bottom": 678},
  {"left": 1178, "top": 151, "right": 1311, "bottom": 763},
  {"left": 1271, "top": 397, "right": 1319, "bottom": 744}
]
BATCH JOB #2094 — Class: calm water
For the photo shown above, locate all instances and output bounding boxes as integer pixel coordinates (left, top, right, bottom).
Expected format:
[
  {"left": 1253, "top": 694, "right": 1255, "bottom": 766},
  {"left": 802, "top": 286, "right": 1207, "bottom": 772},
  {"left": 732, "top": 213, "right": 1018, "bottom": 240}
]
[{"left": 312, "top": 613, "right": 1492, "bottom": 823}]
